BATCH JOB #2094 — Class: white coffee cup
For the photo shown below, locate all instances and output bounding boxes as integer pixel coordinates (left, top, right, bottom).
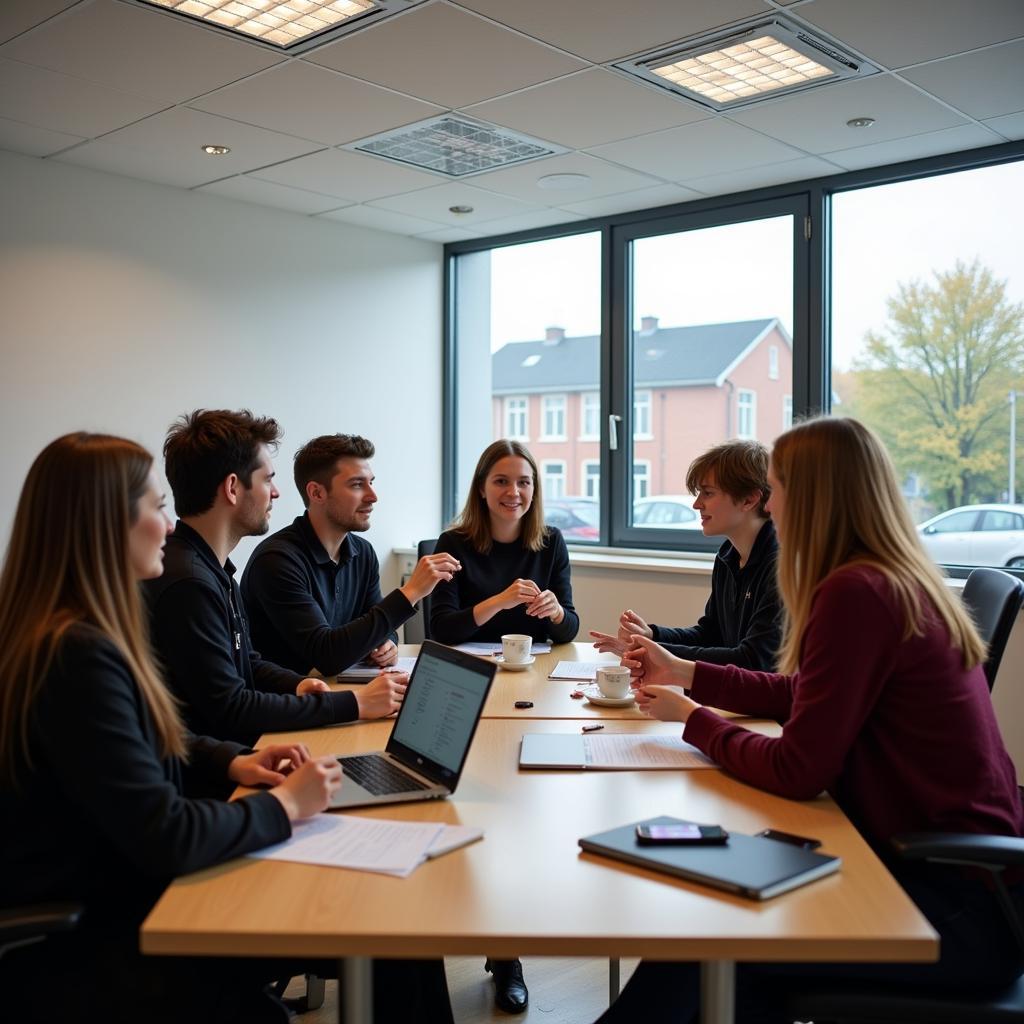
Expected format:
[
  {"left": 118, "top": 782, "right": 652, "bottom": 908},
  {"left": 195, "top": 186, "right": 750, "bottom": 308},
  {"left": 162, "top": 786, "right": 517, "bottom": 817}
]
[
  {"left": 501, "top": 634, "right": 532, "bottom": 664},
  {"left": 595, "top": 665, "right": 632, "bottom": 700}
]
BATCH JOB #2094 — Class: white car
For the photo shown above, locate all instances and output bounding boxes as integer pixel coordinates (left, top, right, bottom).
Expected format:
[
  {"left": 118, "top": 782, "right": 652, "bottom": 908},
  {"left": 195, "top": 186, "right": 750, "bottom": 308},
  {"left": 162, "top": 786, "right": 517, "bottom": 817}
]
[
  {"left": 917, "top": 503, "right": 1024, "bottom": 568},
  {"left": 632, "top": 495, "right": 703, "bottom": 530}
]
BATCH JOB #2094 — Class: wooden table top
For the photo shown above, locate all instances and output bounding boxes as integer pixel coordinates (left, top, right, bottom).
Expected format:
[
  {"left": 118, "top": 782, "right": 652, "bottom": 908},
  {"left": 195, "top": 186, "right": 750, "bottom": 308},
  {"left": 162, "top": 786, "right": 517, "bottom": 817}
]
[{"left": 142, "top": 717, "right": 937, "bottom": 964}]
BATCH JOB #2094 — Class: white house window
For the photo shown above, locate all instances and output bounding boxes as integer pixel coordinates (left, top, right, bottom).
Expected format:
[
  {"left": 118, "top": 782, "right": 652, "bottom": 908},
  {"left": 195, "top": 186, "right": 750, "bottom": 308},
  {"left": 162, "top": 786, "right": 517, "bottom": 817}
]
[
  {"left": 504, "top": 396, "right": 528, "bottom": 440},
  {"left": 783, "top": 394, "right": 792, "bottom": 430},
  {"left": 542, "top": 460, "right": 566, "bottom": 498},
  {"left": 633, "top": 459, "right": 651, "bottom": 499},
  {"left": 582, "top": 459, "right": 600, "bottom": 498},
  {"left": 769, "top": 345, "right": 779, "bottom": 380},
  {"left": 634, "top": 390, "right": 652, "bottom": 438},
  {"left": 541, "top": 394, "right": 567, "bottom": 440},
  {"left": 580, "top": 392, "right": 600, "bottom": 440},
  {"left": 737, "top": 389, "right": 756, "bottom": 439}
]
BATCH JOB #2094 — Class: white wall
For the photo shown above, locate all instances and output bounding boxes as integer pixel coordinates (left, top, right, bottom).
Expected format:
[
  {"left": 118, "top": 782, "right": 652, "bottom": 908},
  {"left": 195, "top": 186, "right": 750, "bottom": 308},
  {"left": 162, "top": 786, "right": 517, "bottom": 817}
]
[{"left": 0, "top": 150, "right": 444, "bottom": 588}]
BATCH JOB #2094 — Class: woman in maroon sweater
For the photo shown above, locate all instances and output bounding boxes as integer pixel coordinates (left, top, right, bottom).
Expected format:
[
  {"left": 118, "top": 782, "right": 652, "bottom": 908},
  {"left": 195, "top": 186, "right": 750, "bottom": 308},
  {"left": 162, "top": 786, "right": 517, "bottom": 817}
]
[{"left": 603, "top": 416, "right": 1024, "bottom": 1022}]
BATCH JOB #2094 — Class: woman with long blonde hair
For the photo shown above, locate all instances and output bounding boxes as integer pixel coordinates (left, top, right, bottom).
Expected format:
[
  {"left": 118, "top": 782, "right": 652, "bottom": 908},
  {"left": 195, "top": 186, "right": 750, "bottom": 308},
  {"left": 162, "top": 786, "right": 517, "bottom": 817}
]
[
  {"left": 599, "top": 416, "right": 1023, "bottom": 1021},
  {"left": 0, "top": 433, "right": 342, "bottom": 1023}
]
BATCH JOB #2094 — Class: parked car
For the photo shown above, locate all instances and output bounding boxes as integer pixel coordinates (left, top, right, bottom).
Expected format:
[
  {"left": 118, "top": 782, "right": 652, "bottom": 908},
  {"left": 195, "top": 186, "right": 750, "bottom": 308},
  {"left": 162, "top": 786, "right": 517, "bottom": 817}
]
[
  {"left": 917, "top": 503, "right": 1024, "bottom": 567},
  {"left": 544, "top": 497, "right": 600, "bottom": 541},
  {"left": 632, "top": 495, "right": 703, "bottom": 530}
]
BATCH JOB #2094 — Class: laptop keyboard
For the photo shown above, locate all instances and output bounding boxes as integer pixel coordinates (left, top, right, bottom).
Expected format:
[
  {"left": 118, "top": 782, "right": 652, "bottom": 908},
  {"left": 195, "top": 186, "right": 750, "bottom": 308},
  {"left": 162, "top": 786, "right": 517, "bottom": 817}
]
[{"left": 338, "top": 754, "right": 431, "bottom": 796}]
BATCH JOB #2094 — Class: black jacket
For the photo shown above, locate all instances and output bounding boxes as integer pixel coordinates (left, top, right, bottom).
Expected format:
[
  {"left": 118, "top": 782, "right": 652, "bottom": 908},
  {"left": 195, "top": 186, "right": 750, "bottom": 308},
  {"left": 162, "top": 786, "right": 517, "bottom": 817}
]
[
  {"left": 144, "top": 522, "right": 358, "bottom": 746},
  {"left": 652, "top": 519, "right": 781, "bottom": 670}
]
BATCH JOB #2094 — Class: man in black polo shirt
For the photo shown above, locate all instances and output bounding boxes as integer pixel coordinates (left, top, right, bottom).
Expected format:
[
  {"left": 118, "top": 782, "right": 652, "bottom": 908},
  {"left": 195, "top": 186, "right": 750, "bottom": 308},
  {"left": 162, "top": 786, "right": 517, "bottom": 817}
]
[
  {"left": 590, "top": 440, "right": 781, "bottom": 670},
  {"left": 241, "top": 434, "right": 461, "bottom": 676},
  {"left": 145, "top": 410, "right": 408, "bottom": 748}
]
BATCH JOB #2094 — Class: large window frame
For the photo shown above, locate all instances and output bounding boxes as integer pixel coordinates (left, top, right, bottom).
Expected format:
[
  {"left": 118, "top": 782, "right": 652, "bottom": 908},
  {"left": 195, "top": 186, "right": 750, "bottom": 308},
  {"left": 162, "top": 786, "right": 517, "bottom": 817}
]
[{"left": 443, "top": 139, "right": 1024, "bottom": 562}]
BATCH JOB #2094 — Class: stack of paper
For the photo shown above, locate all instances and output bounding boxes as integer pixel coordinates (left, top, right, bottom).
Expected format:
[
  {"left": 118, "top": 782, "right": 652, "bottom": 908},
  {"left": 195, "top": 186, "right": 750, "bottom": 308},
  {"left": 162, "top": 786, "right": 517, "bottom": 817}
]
[
  {"left": 247, "top": 815, "right": 483, "bottom": 878},
  {"left": 548, "top": 661, "right": 603, "bottom": 681},
  {"left": 454, "top": 641, "right": 552, "bottom": 656},
  {"left": 337, "top": 656, "right": 418, "bottom": 681}
]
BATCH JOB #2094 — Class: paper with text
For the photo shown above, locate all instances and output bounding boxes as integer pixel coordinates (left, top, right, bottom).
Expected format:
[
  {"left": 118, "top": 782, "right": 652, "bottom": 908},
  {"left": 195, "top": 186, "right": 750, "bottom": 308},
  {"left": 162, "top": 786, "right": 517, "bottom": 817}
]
[
  {"left": 453, "top": 642, "right": 551, "bottom": 656},
  {"left": 337, "top": 656, "right": 417, "bottom": 681},
  {"left": 548, "top": 661, "right": 602, "bottom": 681},
  {"left": 583, "top": 734, "right": 716, "bottom": 769}
]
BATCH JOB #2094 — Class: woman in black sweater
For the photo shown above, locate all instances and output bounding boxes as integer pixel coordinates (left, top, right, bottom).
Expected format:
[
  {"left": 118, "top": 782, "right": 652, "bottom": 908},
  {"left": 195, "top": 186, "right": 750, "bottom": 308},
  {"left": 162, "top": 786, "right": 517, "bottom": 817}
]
[
  {"left": 0, "top": 434, "right": 452, "bottom": 1024},
  {"left": 430, "top": 439, "right": 579, "bottom": 646}
]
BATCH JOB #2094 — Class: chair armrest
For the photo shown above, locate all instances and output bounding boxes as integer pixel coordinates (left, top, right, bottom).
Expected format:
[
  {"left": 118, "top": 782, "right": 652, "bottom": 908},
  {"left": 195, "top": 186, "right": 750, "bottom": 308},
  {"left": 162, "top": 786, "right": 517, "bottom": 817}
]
[
  {"left": 892, "top": 832, "right": 1024, "bottom": 868},
  {"left": 0, "top": 903, "right": 83, "bottom": 947}
]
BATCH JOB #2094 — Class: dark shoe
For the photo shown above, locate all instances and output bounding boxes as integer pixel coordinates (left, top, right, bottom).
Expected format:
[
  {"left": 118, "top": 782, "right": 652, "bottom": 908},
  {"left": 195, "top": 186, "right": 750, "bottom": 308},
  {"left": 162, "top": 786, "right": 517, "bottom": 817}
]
[{"left": 484, "top": 958, "right": 528, "bottom": 1014}]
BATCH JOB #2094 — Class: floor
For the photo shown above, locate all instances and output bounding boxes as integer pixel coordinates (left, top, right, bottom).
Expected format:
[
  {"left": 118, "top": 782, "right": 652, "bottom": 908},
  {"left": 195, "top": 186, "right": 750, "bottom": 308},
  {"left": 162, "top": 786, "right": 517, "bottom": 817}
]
[{"left": 285, "top": 956, "right": 640, "bottom": 1024}]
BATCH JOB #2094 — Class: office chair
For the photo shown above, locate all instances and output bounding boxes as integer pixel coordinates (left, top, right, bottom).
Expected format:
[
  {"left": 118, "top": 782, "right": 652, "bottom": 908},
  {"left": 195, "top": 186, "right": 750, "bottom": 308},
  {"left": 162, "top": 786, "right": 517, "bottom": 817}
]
[
  {"left": 962, "top": 567, "right": 1024, "bottom": 691},
  {"left": 416, "top": 538, "right": 438, "bottom": 641},
  {"left": 0, "top": 903, "right": 82, "bottom": 960}
]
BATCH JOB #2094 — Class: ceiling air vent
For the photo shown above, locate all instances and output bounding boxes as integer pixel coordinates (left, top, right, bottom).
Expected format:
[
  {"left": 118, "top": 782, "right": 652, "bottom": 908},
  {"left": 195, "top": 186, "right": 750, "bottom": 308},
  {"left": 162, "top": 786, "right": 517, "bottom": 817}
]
[
  {"left": 344, "top": 114, "right": 567, "bottom": 178},
  {"left": 617, "top": 17, "right": 877, "bottom": 112}
]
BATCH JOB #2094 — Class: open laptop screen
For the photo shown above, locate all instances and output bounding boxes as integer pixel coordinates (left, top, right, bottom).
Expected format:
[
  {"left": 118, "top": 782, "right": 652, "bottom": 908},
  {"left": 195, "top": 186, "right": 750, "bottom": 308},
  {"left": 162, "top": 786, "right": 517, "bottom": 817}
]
[{"left": 388, "top": 641, "right": 494, "bottom": 781}]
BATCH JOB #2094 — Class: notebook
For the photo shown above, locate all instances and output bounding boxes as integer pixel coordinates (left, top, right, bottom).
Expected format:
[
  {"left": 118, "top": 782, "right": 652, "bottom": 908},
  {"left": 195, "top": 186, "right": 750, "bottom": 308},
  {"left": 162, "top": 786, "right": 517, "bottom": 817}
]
[
  {"left": 329, "top": 640, "right": 496, "bottom": 809},
  {"left": 579, "top": 816, "right": 841, "bottom": 900}
]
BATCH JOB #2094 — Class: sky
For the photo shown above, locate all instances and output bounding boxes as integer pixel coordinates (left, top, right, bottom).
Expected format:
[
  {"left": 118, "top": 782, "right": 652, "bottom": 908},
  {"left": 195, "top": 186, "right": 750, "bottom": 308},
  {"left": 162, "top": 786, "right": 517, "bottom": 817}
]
[{"left": 486, "top": 160, "right": 1024, "bottom": 374}]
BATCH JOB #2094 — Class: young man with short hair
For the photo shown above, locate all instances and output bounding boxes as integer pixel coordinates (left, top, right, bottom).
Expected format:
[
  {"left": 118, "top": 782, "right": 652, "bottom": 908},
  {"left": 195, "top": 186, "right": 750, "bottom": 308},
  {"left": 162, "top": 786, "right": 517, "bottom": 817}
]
[
  {"left": 241, "top": 434, "right": 460, "bottom": 676},
  {"left": 591, "top": 439, "right": 781, "bottom": 670},
  {"left": 145, "top": 410, "right": 406, "bottom": 748}
]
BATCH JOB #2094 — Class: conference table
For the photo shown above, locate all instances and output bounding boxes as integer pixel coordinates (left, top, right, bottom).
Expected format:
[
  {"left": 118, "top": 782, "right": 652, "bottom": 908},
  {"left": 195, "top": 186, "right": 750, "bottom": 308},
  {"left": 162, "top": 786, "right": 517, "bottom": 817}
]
[{"left": 142, "top": 643, "right": 937, "bottom": 1024}]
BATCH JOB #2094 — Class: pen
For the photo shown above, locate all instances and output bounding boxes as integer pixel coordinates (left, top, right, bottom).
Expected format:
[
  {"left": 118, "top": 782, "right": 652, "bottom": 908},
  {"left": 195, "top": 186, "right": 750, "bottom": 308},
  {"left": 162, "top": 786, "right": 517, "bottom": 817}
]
[{"left": 582, "top": 723, "right": 604, "bottom": 732}]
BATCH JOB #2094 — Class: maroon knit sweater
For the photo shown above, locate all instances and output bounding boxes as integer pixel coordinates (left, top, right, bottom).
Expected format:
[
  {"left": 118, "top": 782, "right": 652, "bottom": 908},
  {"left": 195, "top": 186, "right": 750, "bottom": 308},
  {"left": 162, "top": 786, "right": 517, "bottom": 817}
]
[{"left": 684, "top": 564, "right": 1023, "bottom": 849}]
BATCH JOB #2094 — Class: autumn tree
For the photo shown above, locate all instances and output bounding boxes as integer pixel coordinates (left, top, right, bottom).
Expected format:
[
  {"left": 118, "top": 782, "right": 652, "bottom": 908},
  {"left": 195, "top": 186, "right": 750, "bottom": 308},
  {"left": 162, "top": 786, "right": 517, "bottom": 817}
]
[{"left": 846, "top": 260, "right": 1024, "bottom": 510}]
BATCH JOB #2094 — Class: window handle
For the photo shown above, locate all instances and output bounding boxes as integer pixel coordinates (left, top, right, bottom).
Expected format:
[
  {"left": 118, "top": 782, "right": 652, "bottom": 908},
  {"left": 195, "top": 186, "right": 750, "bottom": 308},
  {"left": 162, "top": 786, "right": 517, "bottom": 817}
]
[{"left": 608, "top": 414, "right": 622, "bottom": 451}]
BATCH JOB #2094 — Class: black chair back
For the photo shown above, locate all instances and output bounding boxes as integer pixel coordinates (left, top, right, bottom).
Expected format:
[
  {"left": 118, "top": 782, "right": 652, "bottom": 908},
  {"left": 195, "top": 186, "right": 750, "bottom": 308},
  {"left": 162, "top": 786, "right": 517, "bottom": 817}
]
[
  {"left": 415, "top": 538, "right": 438, "bottom": 642},
  {"left": 962, "top": 567, "right": 1024, "bottom": 691}
]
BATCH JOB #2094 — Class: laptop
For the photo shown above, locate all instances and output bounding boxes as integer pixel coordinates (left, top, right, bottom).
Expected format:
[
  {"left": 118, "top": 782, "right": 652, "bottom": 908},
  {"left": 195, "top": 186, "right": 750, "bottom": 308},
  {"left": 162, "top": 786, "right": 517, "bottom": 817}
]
[{"left": 329, "top": 640, "right": 496, "bottom": 809}]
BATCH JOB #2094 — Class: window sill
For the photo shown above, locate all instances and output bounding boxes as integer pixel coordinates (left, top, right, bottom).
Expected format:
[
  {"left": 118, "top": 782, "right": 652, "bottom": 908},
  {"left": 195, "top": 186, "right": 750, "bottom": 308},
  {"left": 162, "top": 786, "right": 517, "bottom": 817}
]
[{"left": 566, "top": 545, "right": 715, "bottom": 576}]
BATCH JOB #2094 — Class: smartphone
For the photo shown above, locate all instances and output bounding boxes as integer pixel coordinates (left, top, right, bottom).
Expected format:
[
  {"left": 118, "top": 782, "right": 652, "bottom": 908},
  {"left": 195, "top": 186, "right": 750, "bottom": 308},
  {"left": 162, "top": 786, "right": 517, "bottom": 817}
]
[
  {"left": 755, "top": 828, "right": 821, "bottom": 850},
  {"left": 635, "top": 823, "right": 729, "bottom": 845}
]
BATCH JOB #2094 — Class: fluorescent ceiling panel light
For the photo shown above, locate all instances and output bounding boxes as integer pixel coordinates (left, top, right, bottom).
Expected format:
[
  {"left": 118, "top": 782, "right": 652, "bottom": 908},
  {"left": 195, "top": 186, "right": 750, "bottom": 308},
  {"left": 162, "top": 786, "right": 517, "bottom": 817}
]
[
  {"left": 345, "top": 115, "right": 567, "bottom": 178},
  {"left": 134, "top": 0, "right": 420, "bottom": 52},
  {"left": 619, "top": 18, "right": 876, "bottom": 112}
]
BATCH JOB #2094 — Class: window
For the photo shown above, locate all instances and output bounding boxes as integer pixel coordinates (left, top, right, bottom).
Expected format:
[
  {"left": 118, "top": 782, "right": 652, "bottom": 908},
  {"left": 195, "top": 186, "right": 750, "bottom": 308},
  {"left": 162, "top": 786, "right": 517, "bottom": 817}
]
[
  {"left": 582, "top": 459, "right": 600, "bottom": 498},
  {"left": 783, "top": 394, "right": 793, "bottom": 430},
  {"left": 981, "top": 511, "right": 1024, "bottom": 532},
  {"left": 769, "top": 345, "right": 779, "bottom": 380},
  {"left": 541, "top": 394, "right": 566, "bottom": 440},
  {"left": 633, "top": 459, "right": 651, "bottom": 499},
  {"left": 542, "top": 460, "right": 566, "bottom": 499},
  {"left": 504, "top": 396, "right": 528, "bottom": 440},
  {"left": 737, "top": 389, "right": 756, "bottom": 439},
  {"left": 580, "top": 392, "right": 600, "bottom": 440},
  {"left": 633, "top": 390, "right": 652, "bottom": 439}
]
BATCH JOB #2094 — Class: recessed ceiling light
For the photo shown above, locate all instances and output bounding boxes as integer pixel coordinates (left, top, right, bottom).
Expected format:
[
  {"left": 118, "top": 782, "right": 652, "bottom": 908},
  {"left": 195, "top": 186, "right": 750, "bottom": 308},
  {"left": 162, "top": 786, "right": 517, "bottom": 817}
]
[
  {"left": 133, "top": 0, "right": 416, "bottom": 53},
  {"left": 201, "top": 144, "right": 231, "bottom": 155},
  {"left": 846, "top": 116, "right": 876, "bottom": 128},
  {"left": 345, "top": 114, "right": 568, "bottom": 178},
  {"left": 449, "top": 205, "right": 474, "bottom": 215},
  {"left": 537, "top": 173, "right": 591, "bottom": 191},
  {"left": 618, "top": 17, "right": 877, "bottom": 112}
]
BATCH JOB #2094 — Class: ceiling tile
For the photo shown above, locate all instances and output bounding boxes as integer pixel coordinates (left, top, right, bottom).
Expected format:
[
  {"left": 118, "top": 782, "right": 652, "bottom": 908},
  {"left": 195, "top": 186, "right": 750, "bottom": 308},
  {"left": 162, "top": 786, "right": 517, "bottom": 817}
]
[
  {"left": 414, "top": 226, "right": 478, "bottom": 242},
  {"left": 0, "top": 58, "right": 168, "bottom": 139},
  {"left": 0, "top": 0, "right": 78, "bottom": 46},
  {"left": 54, "top": 107, "right": 322, "bottom": 189},
  {"left": 682, "top": 156, "right": 841, "bottom": 195},
  {"left": 196, "top": 175, "right": 347, "bottom": 215},
  {"left": 461, "top": 207, "right": 586, "bottom": 238},
  {"left": 250, "top": 147, "right": 441, "bottom": 201},
  {"left": 191, "top": 60, "right": 443, "bottom": 146},
  {"left": 308, "top": 3, "right": 585, "bottom": 109},
  {"left": 455, "top": 0, "right": 764, "bottom": 63},
  {"left": 464, "top": 68, "right": 709, "bottom": 150},
  {"left": 798, "top": 0, "right": 1024, "bottom": 69},
  {"left": 0, "top": 115, "right": 82, "bottom": 157},
  {"left": 900, "top": 40, "right": 1024, "bottom": 120},
  {"left": 369, "top": 181, "right": 539, "bottom": 226},
  {"left": 820, "top": 124, "right": 1006, "bottom": 171},
  {"left": 984, "top": 110, "right": 1024, "bottom": 140},
  {"left": 318, "top": 204, "right": 447, "bottom": 236},
  {"left": 726, "top": 74, "right": 966, "bottom": 153},
  {"left": 0, "top": 0, "right": 282, "bottom": 103},
  {"left": 588, "top": 118, "right": 800, "bottom": 182},
  {"left": 470, "top": 152, "right": 662, "bottom": 204},
  {"left": 558, "top": 183, "right": 702, "bottom": 218}
]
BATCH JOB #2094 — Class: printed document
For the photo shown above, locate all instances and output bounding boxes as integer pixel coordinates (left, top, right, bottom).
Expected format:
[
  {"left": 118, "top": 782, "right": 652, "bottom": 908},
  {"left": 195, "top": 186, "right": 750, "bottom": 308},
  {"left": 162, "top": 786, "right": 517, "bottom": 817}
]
[
  {"left": 337, "top": 656, "right": 417, "bottom": 681},
  {"left": 548, "top": 661, "right": 602, "bottom": 680},
  {"left": 583, "top": 734, "right": 716, "bottom": 769}
]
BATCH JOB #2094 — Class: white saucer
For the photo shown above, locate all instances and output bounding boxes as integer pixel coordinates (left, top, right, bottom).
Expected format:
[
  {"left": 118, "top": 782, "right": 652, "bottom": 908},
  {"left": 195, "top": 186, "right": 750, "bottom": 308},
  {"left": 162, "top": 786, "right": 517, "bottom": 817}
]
[
  {"left": 582, "top": 685, "right": 635, "bottom": 707},
  {"left": 494, "top": 654, "right": 535, "bottom": 671}
]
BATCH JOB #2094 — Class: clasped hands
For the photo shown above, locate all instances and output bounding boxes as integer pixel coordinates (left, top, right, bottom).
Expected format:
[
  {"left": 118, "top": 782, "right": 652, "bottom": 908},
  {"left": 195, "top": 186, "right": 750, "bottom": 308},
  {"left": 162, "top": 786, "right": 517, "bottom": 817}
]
[{"left": 498, "top": 578, "right": 564, "bottom": 623}]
